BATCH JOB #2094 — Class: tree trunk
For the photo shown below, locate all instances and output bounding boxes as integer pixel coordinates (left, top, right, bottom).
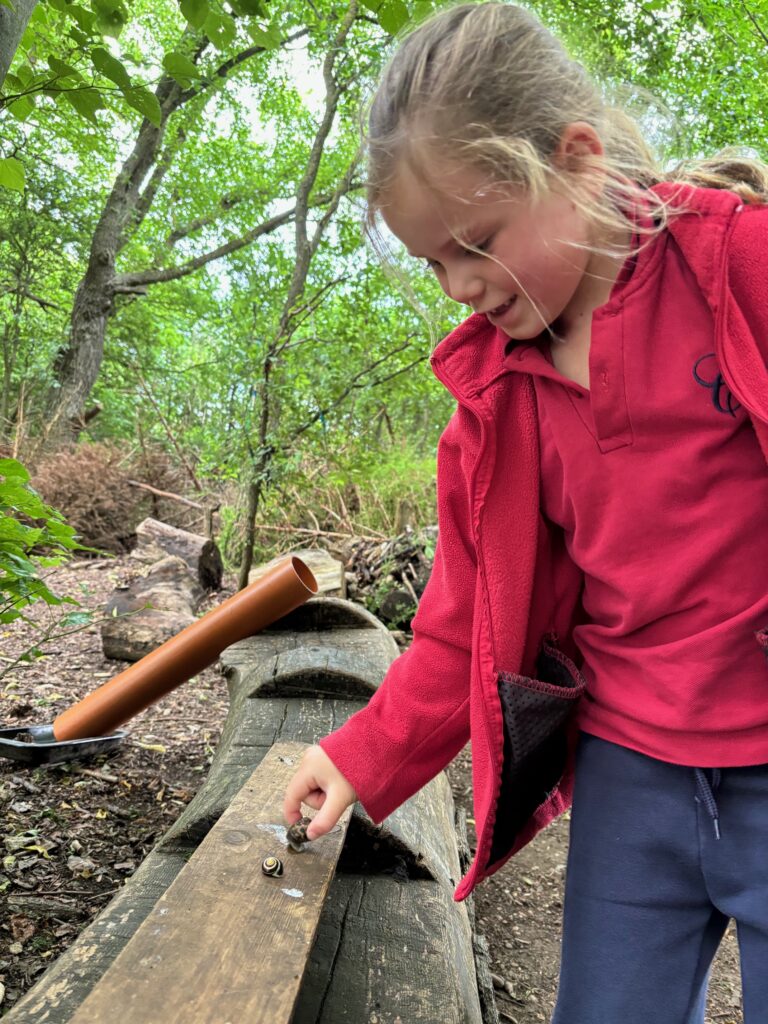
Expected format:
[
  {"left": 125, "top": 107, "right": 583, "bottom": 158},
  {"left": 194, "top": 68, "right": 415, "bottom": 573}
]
[
  {"left": 0, "top": 0, "right": 37, "bottom": 90},
  {"left": 237, "top": 476, "right": 263, "bottom": 591},
  {"left": 39, "top": 78, "right": 182, "bottom": 451},
  {"left": 44, "top": 263, "right": 116, "bottom": 446}
]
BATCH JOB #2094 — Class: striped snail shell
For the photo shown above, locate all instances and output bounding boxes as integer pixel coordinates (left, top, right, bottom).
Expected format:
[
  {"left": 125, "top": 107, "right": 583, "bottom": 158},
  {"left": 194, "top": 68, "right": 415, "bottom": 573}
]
[{"left": 261, "top": 855, "right": 284, "bottom": 877}]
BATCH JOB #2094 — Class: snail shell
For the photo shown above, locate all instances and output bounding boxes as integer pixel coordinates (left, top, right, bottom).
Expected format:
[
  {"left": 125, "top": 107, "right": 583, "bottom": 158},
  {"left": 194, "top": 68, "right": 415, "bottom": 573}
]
[
  {"left": 261, "top": 855, "right": 284, "bottom": 877},
  {"left": 287, "top": 816, "right": 312, "bottom": 851}
]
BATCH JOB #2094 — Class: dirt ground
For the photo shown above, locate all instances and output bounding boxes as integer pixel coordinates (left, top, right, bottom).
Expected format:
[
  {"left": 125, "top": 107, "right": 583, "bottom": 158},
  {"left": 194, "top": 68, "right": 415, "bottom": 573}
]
[{"left": 0, "top": 557, "right": 745, "bottom": 1021}]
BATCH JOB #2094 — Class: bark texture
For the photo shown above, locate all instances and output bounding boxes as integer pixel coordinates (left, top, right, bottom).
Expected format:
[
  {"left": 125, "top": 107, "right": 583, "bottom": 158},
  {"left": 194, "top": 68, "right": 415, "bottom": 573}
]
[{"left": 0, "top": 0, "right": 37, "bottom": 90}]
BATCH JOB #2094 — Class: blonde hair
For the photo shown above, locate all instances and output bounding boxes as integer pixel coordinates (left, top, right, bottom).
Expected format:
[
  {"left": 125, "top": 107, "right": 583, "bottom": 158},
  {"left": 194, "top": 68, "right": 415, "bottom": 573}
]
[{"left": 366, "top": 3, "right": 768, "bottom": 251}]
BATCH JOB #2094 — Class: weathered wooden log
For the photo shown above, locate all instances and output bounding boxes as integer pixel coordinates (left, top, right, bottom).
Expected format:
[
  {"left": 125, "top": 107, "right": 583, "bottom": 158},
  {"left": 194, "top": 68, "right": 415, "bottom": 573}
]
[
  {"left": 132, "top": 517, "right": 223, "bottom": 590},
  {"left": 101, "top": 555, "right": 203, "bottom": 662},
  {"left": 250, "top": 547, "right": 345, "bottom": 597},
  {"left": 8, "top": 597, "right": 497, "bottom": 1024}
]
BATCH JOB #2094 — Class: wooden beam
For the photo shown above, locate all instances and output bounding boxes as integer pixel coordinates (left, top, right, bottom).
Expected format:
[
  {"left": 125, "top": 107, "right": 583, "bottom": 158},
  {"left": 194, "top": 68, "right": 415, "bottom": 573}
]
[{"left": 67, "top": 741, "right": 351, "bottom": 1024}]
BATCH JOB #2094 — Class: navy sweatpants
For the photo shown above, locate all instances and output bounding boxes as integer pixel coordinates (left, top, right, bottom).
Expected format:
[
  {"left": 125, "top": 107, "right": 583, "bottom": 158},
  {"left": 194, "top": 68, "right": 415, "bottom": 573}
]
[{"left": 551, "top": 733, "right": 768, "bottom": 1024}]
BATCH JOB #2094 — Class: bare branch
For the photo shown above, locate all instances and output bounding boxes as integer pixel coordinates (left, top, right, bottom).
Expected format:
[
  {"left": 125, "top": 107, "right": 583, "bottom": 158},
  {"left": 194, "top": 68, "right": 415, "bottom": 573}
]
[
  {"left": 177, "top": 27, "right": 310, "bottom": 106},
  {"left": 311, "top": 152, "right": 361, "bottom": 249},
  {"left": 113, "top": 207, "right": 295, "bottom": 289},
  {"left": 740, "top": 0, "right": 768, "bottom": 47},
  {"left": 274, "top": 275, "right": 346, "bottom": 356},
  {"left": 127, "top": 480, "right": 207, "bottom": 510},
  {"left": 276, "top": 2, "right": 358, "bottom": 338},
  {"left": 166, "top": 187, "right": 260, "bottom": 246},
  {"left": 119, "top": 130, "right": 187, "bottom": 250},
  {"left": 289, "top": 338, "right": 426, "bottom": 443},
  {"left": 0, "top": 286, "right": 65, "bottom": 312}
]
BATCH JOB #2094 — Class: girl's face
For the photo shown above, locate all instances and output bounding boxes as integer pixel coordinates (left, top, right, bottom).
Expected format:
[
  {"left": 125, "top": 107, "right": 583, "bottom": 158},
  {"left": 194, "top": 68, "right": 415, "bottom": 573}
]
[{"left": 380, "top": 158, "right": 601, "bottom": 341}]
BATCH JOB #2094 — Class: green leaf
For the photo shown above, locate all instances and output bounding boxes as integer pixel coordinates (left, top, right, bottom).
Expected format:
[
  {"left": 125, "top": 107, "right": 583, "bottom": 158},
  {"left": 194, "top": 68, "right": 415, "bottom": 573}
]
[
  {"left": 60, "top": 611, "right": 92, "bottom": 627},
  {"left": 247, "top": 22, "right": 281, "bottom": 48},
  {"left": 410, "top": 1, "right": 432, "bottom": 25},
  {"left": 162, "top": 51, "right": 201, "bottom": 86},
  {"left": 64, "top": 87, "right": 104, "bottom": 124},
  {"left": 203, "top": 11, "right": 236, "bottom": 49},
  {"left": 92, "top": 0, "right": 128, "bottom": 37},
  {"left": 92, "top": 47, "right": 131, "bottom": 89},
  {"left": 60, "top": 610, "right": 92, "bottom": 626},
  {"left": 67, "top": 26, "right": 90, "bottom": 47},
  {"left": 378, "top": 0, "right": 409, "bottom": 34},
  {"left": 359, "top": 0, "right": 382, "bottom": 10},
  {"left": 229, "top": 0, "right": 264, "bottom": 15},
  {"left": 67, "top": 4, "right": 97, "bottom": 32},
  {"left": 0, "top": 459, "right": 30, "bottom": 482},
  {"left": 122, "top": 85, "right": 162, "bottom": 126},
  {"left": 0, "top": 158, "right": 25, "bottom": 192},
  {"left": 14, "top": 63, "right": 33, "bottom": 88},
  {"left": 0, "top": 484, "right": 48, "bottom": 517},
  {"left": 179, "top": 0, "right": 208, "bottom": 29},
  {"left": 48, "top": 56, "right": 83, "bottom": 82}
]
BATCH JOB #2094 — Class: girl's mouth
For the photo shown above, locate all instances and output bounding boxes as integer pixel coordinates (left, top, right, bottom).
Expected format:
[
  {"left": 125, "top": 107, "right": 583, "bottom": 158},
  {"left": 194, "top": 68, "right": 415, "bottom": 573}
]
[{"left": 487, "top": 297, "right": 516, "bottom": 317}]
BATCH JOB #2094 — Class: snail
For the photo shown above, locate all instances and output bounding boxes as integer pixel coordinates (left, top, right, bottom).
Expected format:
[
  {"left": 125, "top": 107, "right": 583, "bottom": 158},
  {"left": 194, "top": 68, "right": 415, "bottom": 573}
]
[
  {"left": 286, "top": 816, "right": 312, "bottom": 852},
  {"left": 261, "top": 855, "right": 284, "bottom": 877}
]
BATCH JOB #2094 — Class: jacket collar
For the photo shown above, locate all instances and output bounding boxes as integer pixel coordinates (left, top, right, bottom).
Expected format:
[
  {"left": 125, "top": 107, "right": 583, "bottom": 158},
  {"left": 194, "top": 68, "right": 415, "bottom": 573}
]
[
  {"left": 429, "top": 183, "right": 744, "bottom": 404},
  {"left": 429, "top": 312, "right": 508, "bottom": 404},
  {"left": 653, "top": 181, "right": 743, "bottom": 307}
]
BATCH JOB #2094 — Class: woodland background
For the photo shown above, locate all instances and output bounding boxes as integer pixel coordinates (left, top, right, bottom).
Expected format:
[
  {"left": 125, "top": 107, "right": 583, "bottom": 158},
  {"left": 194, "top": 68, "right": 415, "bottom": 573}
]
[{"left": 1, "top": 0, "right": 767, "bottom": 594}]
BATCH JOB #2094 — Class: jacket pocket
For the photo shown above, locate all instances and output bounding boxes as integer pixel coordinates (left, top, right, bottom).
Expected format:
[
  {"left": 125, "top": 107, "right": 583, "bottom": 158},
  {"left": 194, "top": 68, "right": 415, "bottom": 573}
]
[{"left": 488, "top": 638, "right": 586, "bottom": 866}]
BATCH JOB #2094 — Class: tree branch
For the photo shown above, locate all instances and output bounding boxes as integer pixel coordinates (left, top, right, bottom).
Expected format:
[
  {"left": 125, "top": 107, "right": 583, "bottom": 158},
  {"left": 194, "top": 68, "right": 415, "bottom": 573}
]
[
  {"left": 0, "top": 285, "right": 65, "bottom": 312},
  {"left": 275, "top": 3, "right": 357, "bottom": 341},
  {"left": 166, "top": 186, "right": 260, "bottom": 246},
  {"left": 177, "top": 27, "right": 310, "bottom": 106},
  {"left": 289, "top": 338, "right": 426, "bottom": 443},
  {"left": 119, "top": 130, "right": 186, "bottom": 249},
  {"left": 113, "top": 207, "right": 295, "bottom": 288},
  {"left": 740, "top": 0, "right": 768, "bottom": 48}
]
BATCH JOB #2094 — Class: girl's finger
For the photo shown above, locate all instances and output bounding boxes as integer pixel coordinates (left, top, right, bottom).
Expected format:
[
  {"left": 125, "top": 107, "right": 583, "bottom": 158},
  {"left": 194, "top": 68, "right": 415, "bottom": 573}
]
[
  {"left": 282, "top": 772, "right": 316, "bottom": 823},
  {"left": 301, "top": 790, "right": 327, "bottom": 812},
  {"left": 306, "top": 790, "right": 348, "bottom": 840}
]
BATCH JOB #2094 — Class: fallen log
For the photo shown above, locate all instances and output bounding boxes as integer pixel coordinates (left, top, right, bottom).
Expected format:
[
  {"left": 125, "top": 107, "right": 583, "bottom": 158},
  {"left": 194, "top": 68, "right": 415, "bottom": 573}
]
[
  {"left": 101, "top": 555, "right": 203, "bottom": 662},
  {"left": 132, "top": 517, "right": 223, "bottom": 590},
  {"left": 250, "top": 547, "right": 345, "bottom": 598},
  {"left": 9, "top": 597, "right": 497, "bottom": 1024}
]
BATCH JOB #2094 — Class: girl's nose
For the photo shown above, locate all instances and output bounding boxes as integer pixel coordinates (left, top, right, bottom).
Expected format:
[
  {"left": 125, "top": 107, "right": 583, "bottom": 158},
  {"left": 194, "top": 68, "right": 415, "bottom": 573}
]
[{"left": 444, "top": 265, "right": 483, "bottom": 307}]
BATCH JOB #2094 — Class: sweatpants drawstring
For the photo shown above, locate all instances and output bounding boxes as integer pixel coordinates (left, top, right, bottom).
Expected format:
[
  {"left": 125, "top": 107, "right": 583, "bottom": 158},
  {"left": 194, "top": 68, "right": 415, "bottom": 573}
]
[{"left": 694, "top": 767, "right": 722, "bottom": 839}]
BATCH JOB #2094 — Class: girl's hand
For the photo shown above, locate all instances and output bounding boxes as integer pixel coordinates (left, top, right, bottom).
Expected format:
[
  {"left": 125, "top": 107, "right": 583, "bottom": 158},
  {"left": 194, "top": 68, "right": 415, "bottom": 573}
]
[{"left": 283, "top": 744, "right": 357, "bottom": 840}]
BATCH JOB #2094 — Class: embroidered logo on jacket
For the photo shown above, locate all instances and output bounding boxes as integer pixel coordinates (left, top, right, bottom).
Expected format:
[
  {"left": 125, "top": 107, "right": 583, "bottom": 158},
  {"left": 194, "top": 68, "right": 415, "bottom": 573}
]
[{"left": 693, "top": 353, "right": 740, "bottom": 416}]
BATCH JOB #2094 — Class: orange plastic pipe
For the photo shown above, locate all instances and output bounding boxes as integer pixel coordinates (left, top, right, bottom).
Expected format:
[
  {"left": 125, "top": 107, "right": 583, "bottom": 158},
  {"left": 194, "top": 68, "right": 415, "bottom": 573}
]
[{"left": 53, "top": 556, "right": 317, "bottom": 742}]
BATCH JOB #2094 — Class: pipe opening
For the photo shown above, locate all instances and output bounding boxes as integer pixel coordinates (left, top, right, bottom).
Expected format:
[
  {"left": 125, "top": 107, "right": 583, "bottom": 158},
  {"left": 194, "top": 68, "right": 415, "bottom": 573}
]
[{"left": 292, "top": 556, "right": 318, "bottom": 594}]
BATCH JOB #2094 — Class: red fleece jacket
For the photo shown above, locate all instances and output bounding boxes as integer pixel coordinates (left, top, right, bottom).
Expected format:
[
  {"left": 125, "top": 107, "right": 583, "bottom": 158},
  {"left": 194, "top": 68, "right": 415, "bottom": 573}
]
[{"left": 321, "top": 185, "right": 768, "bottom": 901}]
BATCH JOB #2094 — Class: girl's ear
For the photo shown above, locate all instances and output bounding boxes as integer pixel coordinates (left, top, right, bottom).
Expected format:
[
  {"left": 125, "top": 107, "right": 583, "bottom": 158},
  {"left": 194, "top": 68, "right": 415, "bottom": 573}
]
[{"left": 553, "top": 121, "right": 604, "bottom": 173}]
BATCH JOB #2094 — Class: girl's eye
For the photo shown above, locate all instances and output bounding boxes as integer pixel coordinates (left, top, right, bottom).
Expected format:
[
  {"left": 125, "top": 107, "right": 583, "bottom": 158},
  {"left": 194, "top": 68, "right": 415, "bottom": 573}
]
[{"left": 462, "top": 237, "right": 492, "bottom": 256}]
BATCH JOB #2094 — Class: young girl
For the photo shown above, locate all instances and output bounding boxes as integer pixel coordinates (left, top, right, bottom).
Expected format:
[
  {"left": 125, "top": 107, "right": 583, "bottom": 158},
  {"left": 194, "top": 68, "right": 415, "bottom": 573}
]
[{"left": 283, "top": 4, "right": 768, "bottom": 1020}]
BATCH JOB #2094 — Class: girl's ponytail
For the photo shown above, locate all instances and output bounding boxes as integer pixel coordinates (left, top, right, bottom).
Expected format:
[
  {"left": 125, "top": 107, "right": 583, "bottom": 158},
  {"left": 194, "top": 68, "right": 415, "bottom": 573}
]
[{"left": 663, "top": 151, "right": 768, "bottom": 204}]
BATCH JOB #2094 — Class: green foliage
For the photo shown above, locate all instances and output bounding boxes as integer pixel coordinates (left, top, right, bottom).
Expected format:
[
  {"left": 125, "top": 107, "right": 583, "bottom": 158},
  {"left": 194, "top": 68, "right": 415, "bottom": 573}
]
[
  {"left": 536, "top": 0, "right": 768, "bottom": 157},
  {"left": 0, "top": 156, "right": 24, "bottom": 191},
  {"left": 0, "top": 0, "right": 766, "bottom": 583},
  {"left": 0, "top": 458, "right": 82, "bottom": 625}
]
